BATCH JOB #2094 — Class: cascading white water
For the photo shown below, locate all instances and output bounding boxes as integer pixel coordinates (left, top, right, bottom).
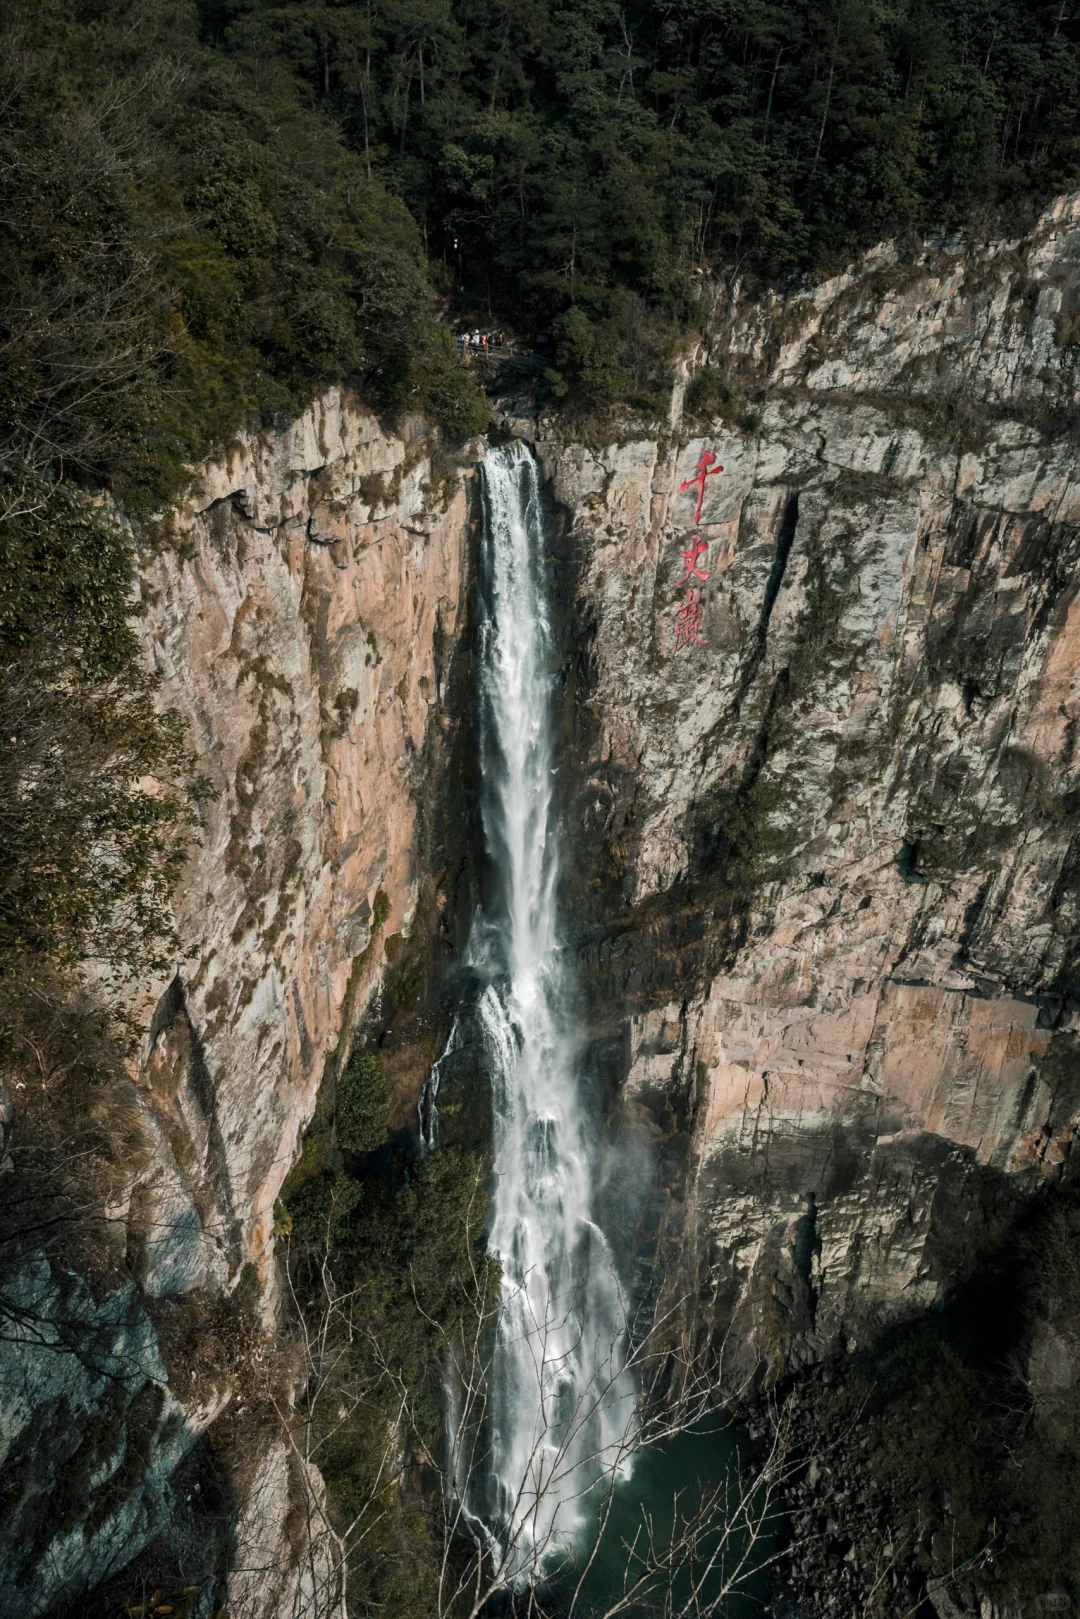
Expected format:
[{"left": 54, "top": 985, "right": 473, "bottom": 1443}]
[{"left": 463, "top": 441, "right": 633, "bottom": 1575}]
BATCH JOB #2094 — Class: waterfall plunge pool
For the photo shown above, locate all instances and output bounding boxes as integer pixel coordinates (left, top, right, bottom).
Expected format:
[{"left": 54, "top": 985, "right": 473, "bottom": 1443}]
[{"left": 545, "top": 1420, "right": 784, "bottom": 1618}]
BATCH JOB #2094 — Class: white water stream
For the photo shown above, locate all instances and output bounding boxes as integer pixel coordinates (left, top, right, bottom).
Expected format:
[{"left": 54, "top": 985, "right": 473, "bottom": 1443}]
[{"left": 455, "top": 441, "right": 634, "bottom": 1576}]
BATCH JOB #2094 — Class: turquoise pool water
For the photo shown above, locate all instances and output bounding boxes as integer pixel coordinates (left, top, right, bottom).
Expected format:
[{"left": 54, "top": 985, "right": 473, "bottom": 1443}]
[{"left": 551, "top": 1420, "right": 782, "bottom": 1617}]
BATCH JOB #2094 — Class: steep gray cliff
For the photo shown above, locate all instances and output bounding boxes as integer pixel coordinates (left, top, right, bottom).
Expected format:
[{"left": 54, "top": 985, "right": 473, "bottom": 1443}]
[
  {"left": 501, "top": 188, "right": 1080, "bottom": 1382},
  {"left": 0, "top": 393, "right": 474, "bottom": 1618}
]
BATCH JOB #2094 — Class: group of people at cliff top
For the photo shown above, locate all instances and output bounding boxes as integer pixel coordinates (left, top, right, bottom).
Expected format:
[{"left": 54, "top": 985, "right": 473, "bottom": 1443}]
[{"left": 457, "top": 327, "right": 505, "bottom": 352}]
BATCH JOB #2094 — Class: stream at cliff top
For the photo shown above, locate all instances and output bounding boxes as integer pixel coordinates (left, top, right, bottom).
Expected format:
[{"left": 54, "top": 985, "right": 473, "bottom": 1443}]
[{"left": 445, "top": 440, "right": 635, "bottom": 1576}]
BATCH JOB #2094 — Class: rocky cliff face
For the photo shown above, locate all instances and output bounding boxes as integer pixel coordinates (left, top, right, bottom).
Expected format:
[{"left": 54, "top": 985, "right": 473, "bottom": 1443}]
[
  {"left": 507, "top": 189, "right": 1080, "bottom": 1380},
  {"left": 136, "top": 389, "right": 469, "bottom": 1302},
  {"left": 8, "top": 189, "right": 1080, "bottom": 1616},
  {"left": 0, "top": 391, "right": 473, "bottom": 1618}
]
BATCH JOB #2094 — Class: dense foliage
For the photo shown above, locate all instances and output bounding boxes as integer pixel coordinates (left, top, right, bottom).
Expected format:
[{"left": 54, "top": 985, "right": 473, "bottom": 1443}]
[
  {"left": 1, "top": 0, "right": 487, "bottom": 510},
  {"left": 337, "top": 1046, "right": 393, "bottom": 1152},
  {"left": 280, "top": 1045, "right": 497, "bottom": 1617},
  {"left": 5, "top": 0, "right": 1080, "bottom": 478},
  {"left": 200, "top": 0, "right": 1080, "bottom": 401}
]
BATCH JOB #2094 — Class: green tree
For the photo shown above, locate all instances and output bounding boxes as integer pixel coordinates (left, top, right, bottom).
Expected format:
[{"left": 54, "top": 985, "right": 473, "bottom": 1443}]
[
  {"left": 336, "top": 1048, "right": 391, "bottom": 1153},
  {"left": 200, "top": 0, "right": 1080, "bottom": 412}
]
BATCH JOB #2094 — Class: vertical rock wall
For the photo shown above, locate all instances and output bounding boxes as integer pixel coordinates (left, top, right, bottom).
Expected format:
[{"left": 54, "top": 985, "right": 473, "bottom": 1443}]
[
  {"left": 9, "top": 187, "right": 1080, "bottom": 1615},
  {"left": 0, "top": 391, "right": 474, "bottom": 1618},
  {"left": 134, "top": 390, "right": 471, "bottom": 1299},
  {"left": 511, "top": 191, "right": 1080, "bottom": 1378}
]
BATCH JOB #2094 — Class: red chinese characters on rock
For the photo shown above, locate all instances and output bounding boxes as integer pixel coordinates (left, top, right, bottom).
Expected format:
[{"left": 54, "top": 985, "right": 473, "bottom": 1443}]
[
  {"left": 676, "top": 536, "right": 711, "bottom": 585},
  {"left": 672, "top": 448, "right": 722, "bottom": 654},
  {"left": 679, "top": 449, "right": 723, "bottom": 522},
  {"left": 674, "top": 588, "right": 707, "bottom": 651}
]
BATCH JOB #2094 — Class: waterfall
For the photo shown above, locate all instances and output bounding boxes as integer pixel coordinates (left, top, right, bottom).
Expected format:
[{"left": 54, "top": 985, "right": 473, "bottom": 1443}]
[{"left": 462, "top": 441, "right": 633, "bottom": 1576}]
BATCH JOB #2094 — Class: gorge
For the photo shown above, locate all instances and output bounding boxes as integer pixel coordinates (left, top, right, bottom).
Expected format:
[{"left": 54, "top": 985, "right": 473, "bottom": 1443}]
[{"left": 4, "top": 183, "right": 1080, "bottom": 1619}]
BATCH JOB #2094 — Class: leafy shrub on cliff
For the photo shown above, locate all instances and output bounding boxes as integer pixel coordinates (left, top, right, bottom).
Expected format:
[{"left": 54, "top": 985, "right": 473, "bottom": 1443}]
[
  {"left": 427, "top": 360, "right": 492, "bottom": 444},
  {"left": 684, "top": 367, "right": 759, "bottom": 431},
  {"left": 339, "top": 1148, "right": 497, "bottom": 1375},
  {"left": 337, "top": 1048, "right": 391, "bottom": 1154},
  {"left": 283, "top": 1169, "right": 364, "bottom": 1253},
  {"left": 283, "top": 1139, "right": 495, "bottom": 1399}
]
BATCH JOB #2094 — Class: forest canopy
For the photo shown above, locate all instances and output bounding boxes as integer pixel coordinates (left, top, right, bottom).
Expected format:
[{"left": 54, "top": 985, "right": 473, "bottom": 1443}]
[
  {"left": 0, "top": 0, "right": 1075, "bottom": 495},
  {"left": 202, "top": 0, "right": 1080, "bottom": 394},
  {"left": 3, "top": 0, "right": 1080, "bottom": 489},
  {"left": 1, "top": 0, "right": 490, "bottom": 510}
]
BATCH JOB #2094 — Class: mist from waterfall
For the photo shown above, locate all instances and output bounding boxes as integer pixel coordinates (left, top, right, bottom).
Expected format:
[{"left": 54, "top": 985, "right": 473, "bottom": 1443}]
[{"left": 460, "top": 440, "right": 633, "bottom": 1575}]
